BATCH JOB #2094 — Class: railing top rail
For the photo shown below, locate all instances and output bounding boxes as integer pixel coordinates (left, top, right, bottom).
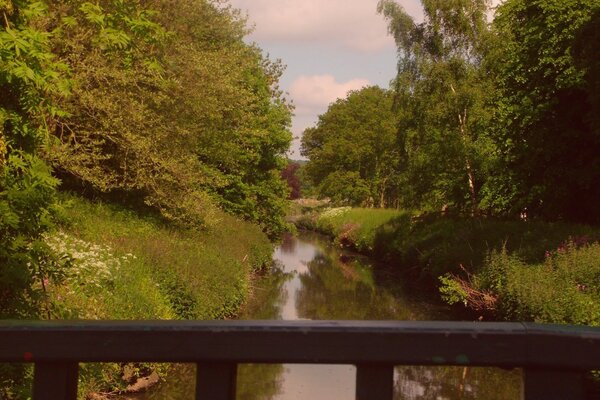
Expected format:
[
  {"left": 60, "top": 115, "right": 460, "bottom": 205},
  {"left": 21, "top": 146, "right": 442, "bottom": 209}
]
[{"left": 1, "top": 320, "right": 599, "bottom": 369}]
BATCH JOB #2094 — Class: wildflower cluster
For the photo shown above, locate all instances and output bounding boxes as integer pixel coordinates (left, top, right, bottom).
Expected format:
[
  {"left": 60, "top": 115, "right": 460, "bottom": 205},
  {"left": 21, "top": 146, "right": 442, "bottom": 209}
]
[
  {"left": 320, "top": 207, "right": 351, "bottom": 219},
  {"left": 44, "top": 231, "right": 135, "bottom": 289},
  {"left": 545, "top": 235, "right": 591, "bottom": 259}
]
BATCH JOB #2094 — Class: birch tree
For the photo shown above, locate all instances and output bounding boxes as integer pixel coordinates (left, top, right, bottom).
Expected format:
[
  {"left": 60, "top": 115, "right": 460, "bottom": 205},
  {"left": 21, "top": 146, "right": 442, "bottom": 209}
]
[{"left": 378, "top": 0, "right": 494, "bottom": 214}]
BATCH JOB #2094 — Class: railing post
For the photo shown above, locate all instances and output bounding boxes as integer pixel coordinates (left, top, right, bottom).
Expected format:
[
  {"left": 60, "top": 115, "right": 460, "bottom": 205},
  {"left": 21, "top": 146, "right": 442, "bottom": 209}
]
[
  {"left": 356, "top": 364, "right": 394, "bottom": 400},
  {"left": 32, "top": 362, "right": 78, "bottom": 400},
  {"left": 195, "top": 362, "right": 237, "bottom": 400},
  {"left": 522, "top": 368, "right": 585, "bottom": 400}
]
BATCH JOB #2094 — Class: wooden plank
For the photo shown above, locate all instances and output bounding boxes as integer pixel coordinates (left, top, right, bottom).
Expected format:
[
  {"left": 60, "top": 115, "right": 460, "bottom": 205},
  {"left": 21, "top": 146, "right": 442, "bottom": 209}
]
[
  {"left": 33, "top": 362, "right": 78, "bottom": 400},
  {"left": 195, "top": 362, "right": 237, "bottom": 400},
  {"left": 0, "top": 321, "right": 597, "bottom": 370},
  {"left": 356, "top": 364, "right": 394, "bottom": 400},
  {"left": 522, "top": 368, "right": 584, "bottom": 400}
]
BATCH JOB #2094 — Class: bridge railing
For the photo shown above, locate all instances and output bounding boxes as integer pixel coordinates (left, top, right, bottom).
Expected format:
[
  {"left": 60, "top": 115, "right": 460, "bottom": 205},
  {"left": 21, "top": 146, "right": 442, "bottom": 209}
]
[{"left": 1, "top": 320, "right": 599, "bottom": 400}]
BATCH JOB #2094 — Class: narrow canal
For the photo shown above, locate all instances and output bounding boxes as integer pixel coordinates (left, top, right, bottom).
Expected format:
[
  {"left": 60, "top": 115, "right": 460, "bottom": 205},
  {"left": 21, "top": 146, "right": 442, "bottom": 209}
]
[{"left": 142, "top": 231, "right": 521, "bottom": 399}]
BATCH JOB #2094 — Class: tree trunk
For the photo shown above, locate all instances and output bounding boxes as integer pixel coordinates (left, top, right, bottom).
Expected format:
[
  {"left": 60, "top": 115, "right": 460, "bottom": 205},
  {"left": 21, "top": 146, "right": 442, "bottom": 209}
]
[{"left": 456, "top": 105, "right": 478, "bottom": 216}]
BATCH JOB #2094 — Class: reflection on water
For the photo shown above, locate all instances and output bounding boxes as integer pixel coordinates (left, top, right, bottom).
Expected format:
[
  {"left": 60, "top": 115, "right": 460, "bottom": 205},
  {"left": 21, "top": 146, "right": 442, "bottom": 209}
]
[{"left": 138, "top": 231, "right": 520, "bottom": 400}]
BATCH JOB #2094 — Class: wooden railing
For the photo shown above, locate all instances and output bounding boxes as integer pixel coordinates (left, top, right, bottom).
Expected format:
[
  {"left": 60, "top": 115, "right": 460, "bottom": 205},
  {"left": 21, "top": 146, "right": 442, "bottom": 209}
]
[{"left": 1, "top": 320, "right": 599, "bottom": 399}]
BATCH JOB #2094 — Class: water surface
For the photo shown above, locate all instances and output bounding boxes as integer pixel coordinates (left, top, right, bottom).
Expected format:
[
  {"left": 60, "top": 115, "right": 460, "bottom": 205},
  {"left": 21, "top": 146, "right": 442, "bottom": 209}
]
[{"left": 141, "top": 231, "right": 520, "bottom": 399}]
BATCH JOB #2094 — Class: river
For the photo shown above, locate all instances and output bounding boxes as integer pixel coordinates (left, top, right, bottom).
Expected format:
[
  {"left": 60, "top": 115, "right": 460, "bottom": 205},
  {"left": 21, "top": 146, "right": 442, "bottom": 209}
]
[{"left": 139, "top": 231, "right": 520, "bottom": 399}]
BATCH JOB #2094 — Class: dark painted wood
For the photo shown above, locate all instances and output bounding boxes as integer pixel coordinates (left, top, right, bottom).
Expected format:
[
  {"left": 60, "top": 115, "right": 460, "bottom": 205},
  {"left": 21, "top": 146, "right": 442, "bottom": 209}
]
[
  {"left": 196, "top": 362, "right": 237, "bottom": 400},
  {"left": 356, "top": 364, "right": 394, "bottom": 400},
  {"left": 33, "top": 362, "right": 78, "bottom": 400},
  {"left": 0, "top": 321, "right": 598, "bottom": 369},
  {"left": 1, "top": 321, "right": 598, "bottom": 400},
  {"left": 522, "top": 368, "right": 584, "bottom": 400}
]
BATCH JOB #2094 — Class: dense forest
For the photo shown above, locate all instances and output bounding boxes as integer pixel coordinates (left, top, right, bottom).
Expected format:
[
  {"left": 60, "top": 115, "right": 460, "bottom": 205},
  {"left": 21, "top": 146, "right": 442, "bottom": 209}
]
[{"left": 302, "top": 0, "right": 600, "bottom": 224}]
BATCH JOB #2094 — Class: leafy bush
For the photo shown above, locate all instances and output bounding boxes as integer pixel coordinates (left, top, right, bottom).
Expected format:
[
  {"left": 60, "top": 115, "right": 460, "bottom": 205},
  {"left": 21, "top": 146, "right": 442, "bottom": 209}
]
[
  {"left": 440, "top": 241, "right": 600, "bottom": 326},
  {"left": 0, "top": 154, "right": 64, "bottom": 318},
  {"left": 487, "top": 242, "right": 600, "bottom": 325}
]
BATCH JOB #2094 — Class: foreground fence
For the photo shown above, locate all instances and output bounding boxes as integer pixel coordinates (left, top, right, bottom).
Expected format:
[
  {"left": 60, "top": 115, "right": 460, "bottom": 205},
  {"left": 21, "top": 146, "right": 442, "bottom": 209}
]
[{"left": 0, "top": 320, "right": 599, "bottom": 399}]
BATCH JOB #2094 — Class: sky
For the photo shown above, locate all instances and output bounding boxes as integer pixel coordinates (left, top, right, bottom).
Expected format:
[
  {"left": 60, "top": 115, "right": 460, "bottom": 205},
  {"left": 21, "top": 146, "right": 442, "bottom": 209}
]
[{"left": 226, "top": 0, "right": 424, "bottom": 159}]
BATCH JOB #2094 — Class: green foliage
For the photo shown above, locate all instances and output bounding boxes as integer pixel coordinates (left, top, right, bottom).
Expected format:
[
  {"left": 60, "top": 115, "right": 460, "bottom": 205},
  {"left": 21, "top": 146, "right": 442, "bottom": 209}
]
[
  {"left": 45, "top": 0, "right": 292, "bottom": 235},
  {"left": 300, "top": 206, "right": 600, "bottom": 284},
  {"left": 318, "top": 171, "right": 371, "bottom": 206},
  {"left": 438, "top": 274, "right": 469, "bottom": 306},
  {"left": 482, "top": 0, "right": 600, "bottom": 223},
  {"left": 43, "top": 193, "right": 272, "bottom": 395},
  {"left": 0, "top": 0, "right": 70, "bottom": 319},
  {"left": 378, "top": 0, "right": 494, "bottom": 214},
  {"left": 60, "top": 193, "right": 272, "bottom": 319},
  {"left": 304, "top": 207, "right": 408, "bottom": 253},
  {"left": 470, "top": 242, "right": 600, "bottom": 325},
  {"left": 301, "top": 86, "right": 401, "bottom": 208}
]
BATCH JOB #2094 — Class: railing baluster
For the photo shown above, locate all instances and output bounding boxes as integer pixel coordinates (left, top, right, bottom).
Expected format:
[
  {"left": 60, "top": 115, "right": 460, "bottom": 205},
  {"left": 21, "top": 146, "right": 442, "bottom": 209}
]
[
  {"left": 522, "top": 368, "right": 585, "bottom": 400},
  {"left": 195, "top": 362, "right": 237, "bottom": 400},
  {"left": 356, "top": 364, "right": 394, "bottom": 400},
  {"left": 32, "top": 362, "right": 78, "bottom": 400}
]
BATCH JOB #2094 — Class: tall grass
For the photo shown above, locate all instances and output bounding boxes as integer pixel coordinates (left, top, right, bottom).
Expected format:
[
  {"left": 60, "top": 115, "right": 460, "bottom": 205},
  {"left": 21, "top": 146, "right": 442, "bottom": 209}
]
[
  {"left": 56, "top": 193, "right": 272, "bottom": 320},
  {"left": 36, "top": 193, "right": 273, "bottom": 397},
  {"left": 462, "top": 241, "right": 600, "bottom": 325}
]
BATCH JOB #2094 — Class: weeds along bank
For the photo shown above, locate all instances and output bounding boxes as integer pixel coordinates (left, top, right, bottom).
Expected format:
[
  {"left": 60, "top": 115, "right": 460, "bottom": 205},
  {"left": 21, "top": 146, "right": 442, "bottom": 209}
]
[
  {"left": 296, "top": 206, "right": 600, "bottom": 326},
  {"left": 1, "top": 193, "right": 273, "bottom": 399},
  {"left": 55, "top": 194, "right": 273, "bottom": 320}
]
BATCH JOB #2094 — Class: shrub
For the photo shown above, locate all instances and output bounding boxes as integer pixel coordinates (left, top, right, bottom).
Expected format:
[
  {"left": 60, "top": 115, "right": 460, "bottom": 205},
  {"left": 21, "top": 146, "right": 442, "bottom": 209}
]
[{"left": 441, "top": 242, "right": 600, "bottom": 325}]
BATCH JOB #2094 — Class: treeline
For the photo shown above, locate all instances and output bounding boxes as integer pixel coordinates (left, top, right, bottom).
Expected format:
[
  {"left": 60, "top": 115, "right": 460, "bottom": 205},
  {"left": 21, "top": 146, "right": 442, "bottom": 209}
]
[
  {"left": 0, "top": 0, "right": 291, "bottom": 318},
  {"left": 301, "top": 0, "right": 599, "bottom": 225}
]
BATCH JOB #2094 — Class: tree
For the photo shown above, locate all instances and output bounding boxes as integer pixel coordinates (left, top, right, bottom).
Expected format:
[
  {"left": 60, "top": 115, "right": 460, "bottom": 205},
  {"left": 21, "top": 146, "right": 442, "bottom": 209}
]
[
  {"left": 44, "top": 0, "right": 292, "bottom": 235},
  {"left": 378, "top": 0, "right": 494, "bottom": 214},
  {"left": 281, "top": 161, "right": 301, "bottom": 200},
  {"left": 482, "top": 0, "right": 600, "bottom": 223},
  {"left": 301, "top": 86, "right": 401, "bottom": 207},
  {"left": 1, "top": 0, "right": 69, "bottom": 318}
]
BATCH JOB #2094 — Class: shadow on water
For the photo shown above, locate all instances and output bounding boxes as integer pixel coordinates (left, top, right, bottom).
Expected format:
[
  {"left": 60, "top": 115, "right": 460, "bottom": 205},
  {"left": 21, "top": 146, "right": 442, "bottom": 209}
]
[{"left": 132, "top": 231, "right": 521, "bottom": 400}]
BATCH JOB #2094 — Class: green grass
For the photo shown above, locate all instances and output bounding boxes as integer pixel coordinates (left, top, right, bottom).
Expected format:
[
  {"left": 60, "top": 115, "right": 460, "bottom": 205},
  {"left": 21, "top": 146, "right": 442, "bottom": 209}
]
[
  {"left": 39, "top": 192, "right": 273, "bottom": 397},
  {"left": 54, "top": 193, "right": 272, "bottom": 320},
  {"left": 298, "top": 207, "right": 408, "bottom": 253}
]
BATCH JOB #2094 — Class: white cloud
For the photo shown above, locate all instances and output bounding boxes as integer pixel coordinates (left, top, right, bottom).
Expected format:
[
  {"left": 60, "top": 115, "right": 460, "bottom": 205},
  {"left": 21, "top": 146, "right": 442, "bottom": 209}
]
[
  {"left": 289, "top": 74, "right": 371, "bottom": 116},
  {"left": 228, "top": 0, "right": 423, "bottom": 52}
]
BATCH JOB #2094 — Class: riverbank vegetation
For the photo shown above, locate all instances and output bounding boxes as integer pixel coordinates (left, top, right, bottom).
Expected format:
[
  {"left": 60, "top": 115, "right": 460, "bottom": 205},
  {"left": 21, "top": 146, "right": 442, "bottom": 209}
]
[
  {"left": 299, "top": 0, "right": 599, "bottom": 327},
  {"left": 296, "top": 206, "right": 600, "bottom": 326},
  {"left": 1, "top": 0, "right": 291, "bottom": 315},
  {"left": 2, "top": 193, "right": 273, "bottom": 397},
  {"left": 1, "top": 0, "right": 289, "bottom": 397}
]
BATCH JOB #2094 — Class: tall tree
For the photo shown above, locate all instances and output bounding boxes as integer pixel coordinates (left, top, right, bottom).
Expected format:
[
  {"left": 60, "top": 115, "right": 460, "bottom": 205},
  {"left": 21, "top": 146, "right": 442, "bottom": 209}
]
[
  {"left": 378, "top": 0, "right": 494, "bottom": 214},
  {"left": 301, "top": 86, "right": 401, "bottom": 207},
  {"left": 483, "top": 0, "right": 600, "bottom": 223},
  {"left": 281, "top": 161, "right": 302, "bottom": 200}
]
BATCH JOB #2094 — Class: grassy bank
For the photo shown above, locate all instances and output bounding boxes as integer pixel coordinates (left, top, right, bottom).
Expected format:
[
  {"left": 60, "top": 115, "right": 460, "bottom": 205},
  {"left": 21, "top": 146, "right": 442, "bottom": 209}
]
[
  {"left": 296, "top": 206, "right": 600, "bottom": 326},
  {"left": 54, "top": 194, "right": 272, "bottom": 320},
  {"left": 4, "top": 193, "right": 273, "bottom": 398}
]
